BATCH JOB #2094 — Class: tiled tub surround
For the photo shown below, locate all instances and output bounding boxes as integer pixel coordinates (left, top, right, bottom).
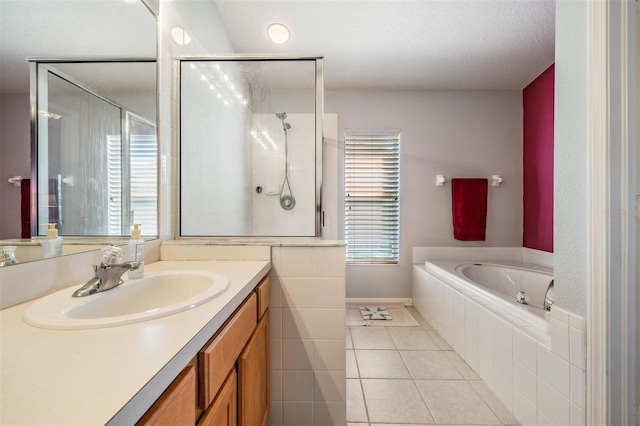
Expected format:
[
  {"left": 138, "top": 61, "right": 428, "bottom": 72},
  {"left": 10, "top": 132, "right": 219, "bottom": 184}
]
[{"left": 412, "top": 248, "right": 586, "bottom": 426}]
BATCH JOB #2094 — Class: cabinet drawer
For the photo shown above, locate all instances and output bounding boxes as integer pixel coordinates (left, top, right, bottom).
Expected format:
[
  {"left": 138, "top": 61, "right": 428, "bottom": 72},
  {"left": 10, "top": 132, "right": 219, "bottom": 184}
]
[
  {"left": 197, "top": 369, "right": 237, "bottom": 426},
  {"left": 137, "top": 360, "right": 197, "bottom": 426},
  {"left": 199, "top": 293, "right": 257, "bottom": 409},
  {"left": 256, "top": 276, "right": 270, "bottom": 319}
]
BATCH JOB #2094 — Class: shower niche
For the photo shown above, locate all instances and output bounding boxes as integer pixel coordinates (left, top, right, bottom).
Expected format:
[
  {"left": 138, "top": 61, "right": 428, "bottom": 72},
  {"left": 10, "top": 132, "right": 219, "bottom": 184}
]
[{"left": 180, "top": 58, "right": 323, "bottom": 237}]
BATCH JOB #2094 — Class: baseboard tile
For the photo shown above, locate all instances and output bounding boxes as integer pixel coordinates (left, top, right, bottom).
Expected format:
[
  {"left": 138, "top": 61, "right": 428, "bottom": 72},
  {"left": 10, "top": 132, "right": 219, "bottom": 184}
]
[{"left": 346, "top": 297, "right": 413, "bottom": 306}]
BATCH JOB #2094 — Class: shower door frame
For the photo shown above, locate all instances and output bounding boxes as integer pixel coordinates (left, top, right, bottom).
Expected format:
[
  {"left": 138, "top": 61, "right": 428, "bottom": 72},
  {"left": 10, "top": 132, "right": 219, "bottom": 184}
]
[{"left": 176, "top": 55, "right": 324, "bottom": 238}]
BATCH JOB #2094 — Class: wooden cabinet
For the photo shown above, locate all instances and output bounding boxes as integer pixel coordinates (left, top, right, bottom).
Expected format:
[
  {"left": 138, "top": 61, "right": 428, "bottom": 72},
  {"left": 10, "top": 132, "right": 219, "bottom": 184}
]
[
  {"left": 138, "top": 275, "right": 270, "bottom": 425},
  {"left": 137, "top": 359, "right": 197, "bottom": 426},
  {"left": 256, "top": 276, "right": 270, "bottom": 319},
  {"left": 197, "top": 369, "right": 237, "bottom": 426},
  {"left": 238, "top": 311, "right": 269, "bottom": 426},
  {"left": 199, "top": 293, "right": 257, "bottom": 409}
]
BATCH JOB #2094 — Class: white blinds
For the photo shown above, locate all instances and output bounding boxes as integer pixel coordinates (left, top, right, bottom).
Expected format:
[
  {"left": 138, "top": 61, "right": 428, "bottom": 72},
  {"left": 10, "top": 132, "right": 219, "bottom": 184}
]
[
  {"left": 106, "top": 134, "right": 157, "bottom": 236},
  {"left": 345, "top": 130, "right": 400, "bottom": 264}
]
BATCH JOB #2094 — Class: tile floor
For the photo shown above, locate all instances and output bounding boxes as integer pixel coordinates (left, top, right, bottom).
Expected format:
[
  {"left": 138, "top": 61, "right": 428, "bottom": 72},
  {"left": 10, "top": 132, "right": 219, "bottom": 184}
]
[{"left": 346, "top": 307, "right": 520, "bottom": 426}]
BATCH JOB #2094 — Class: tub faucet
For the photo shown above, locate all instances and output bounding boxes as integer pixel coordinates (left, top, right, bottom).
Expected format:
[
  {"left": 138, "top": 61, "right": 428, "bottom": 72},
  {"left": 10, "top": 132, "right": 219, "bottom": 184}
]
[{"left": 72, "top": 261, "right": 140, "bottom": 297}]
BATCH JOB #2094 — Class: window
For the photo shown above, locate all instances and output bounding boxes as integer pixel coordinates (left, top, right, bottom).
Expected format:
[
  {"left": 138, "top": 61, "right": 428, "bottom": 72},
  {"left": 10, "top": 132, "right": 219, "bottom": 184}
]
[{"left": 345, "top": 130, "right": 400, "bottom": 264}]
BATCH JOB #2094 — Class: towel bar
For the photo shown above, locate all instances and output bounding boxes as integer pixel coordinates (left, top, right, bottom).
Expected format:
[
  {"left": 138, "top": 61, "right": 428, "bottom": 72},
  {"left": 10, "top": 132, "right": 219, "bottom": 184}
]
[
  {"left": 435, "top": 174, "right": 502, "bottom": 187},
  {"left": 7, "top": 176, "right": 22, "bottom": 186}
]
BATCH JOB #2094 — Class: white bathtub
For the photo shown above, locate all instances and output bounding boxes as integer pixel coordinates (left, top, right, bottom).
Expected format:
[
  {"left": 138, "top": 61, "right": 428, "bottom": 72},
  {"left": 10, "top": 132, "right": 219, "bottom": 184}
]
[{"left": 422, "top": 260, "right": 553, "bottom": 332}]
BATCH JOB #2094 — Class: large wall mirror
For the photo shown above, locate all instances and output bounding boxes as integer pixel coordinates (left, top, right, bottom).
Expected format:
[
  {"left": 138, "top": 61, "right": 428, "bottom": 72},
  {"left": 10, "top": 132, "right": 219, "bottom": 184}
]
[{"left": 0, "top": 0, "right": 158, "bottom": 266}]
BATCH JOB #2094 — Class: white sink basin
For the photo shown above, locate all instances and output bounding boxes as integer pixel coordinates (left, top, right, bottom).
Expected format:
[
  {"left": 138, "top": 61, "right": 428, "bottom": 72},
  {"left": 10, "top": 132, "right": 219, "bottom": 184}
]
[{"left": 24, "top": 270, "right": 230, "bottom": 330}]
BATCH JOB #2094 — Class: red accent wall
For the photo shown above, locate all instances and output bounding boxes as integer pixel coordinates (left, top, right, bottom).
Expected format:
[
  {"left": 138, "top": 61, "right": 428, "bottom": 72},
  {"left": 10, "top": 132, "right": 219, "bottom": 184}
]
[{"left": 523, "top": 64, "right": 554, "bottom": 252}]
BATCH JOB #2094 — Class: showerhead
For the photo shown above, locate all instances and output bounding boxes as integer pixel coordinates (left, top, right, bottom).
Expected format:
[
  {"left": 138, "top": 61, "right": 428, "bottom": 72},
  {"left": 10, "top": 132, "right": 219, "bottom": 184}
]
[{"left": 276, "top": 112, "right": 291, "bottom": 131}]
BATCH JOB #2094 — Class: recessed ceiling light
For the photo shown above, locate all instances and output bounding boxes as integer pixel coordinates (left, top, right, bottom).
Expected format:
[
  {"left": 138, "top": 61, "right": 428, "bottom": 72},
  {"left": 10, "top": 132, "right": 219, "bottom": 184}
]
[
  {"left": 267, "top": 23, "right": 290, "bottom": 45},
  {"left": 171, "top": 27, "right": 192, "bottom": 46}
]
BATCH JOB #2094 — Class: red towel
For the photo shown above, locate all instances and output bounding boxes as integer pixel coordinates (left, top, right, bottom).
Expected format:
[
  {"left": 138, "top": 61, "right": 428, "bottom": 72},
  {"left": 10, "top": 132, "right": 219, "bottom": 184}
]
[
  {"left": 20, "top": 179, "right": 30, "bottom": 238},
  {"left": 452, "top": 178, "right": 488, "bottom": 241}
]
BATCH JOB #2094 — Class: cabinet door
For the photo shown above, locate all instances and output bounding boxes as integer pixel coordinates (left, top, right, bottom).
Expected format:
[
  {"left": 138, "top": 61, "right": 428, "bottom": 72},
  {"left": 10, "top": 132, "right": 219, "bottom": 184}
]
[
  {"left": 256, "top": 276, "right": 270, "bottom": 319},
  {"left": 137, "top": 361, "right": 197, "bottom": 426},
  {"left": 200, "top": 293, "right": 257, "bottom": 409},
  {"left": 238, "top": 310, "right": 270, "bottom": 426},
  {"left": 197, "top": 369, "right": 237, "bottom": 426}
]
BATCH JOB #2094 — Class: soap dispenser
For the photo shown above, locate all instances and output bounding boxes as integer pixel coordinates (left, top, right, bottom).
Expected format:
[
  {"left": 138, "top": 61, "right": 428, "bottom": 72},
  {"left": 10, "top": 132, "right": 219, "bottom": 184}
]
[
  {"left": 42, "top": 223, "right": 62, "bottom": 259},
  {"left": 127, "top": 224, "right": 144, "bottom": 279}
]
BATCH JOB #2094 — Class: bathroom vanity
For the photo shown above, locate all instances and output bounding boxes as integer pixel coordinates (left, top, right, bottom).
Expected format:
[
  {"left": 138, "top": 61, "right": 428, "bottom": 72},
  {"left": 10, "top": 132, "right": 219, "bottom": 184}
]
[{"left": 0, "top": 259, "right": 271, "bottom": 425}]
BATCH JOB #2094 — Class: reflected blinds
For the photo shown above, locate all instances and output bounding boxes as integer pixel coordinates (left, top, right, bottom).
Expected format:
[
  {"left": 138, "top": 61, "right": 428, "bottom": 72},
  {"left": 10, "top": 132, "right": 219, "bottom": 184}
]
[{"left": 345, "top": 130, "right": 400, "bottom": 264}]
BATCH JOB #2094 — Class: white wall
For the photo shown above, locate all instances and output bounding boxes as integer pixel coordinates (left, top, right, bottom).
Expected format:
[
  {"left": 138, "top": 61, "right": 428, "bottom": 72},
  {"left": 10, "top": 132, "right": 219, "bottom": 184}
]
[
  {"left": 554, "top": 2, "right": 588, "bottom": 316},
  {"left": 326, "top": 90, "right": 523, "bottom": 299},
  {"left": 0, "top": 94, "right": 30, "bottom": 239}
]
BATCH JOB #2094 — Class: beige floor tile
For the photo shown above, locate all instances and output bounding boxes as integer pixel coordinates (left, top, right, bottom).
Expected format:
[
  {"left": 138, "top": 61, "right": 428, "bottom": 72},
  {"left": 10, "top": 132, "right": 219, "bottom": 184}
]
[
  {"left": 356, "top": 350, "right": 411, "bottom": 379},
  {"left": 400, "top": 351, "right": 464, "bottom": 380},
  {"left": 371, "top": 424, "right": 434, "bottom": 426},
  {"left": 388, "top": 328, "right": 440, "bottom": 350},
  {"left": 346, "top": 327, "right": 354, "bottom": 349},
  {"left": 406, "top": 306, "right": 434, "bottom": 330},
  {"left": 469, "top": 380, "right": 520, "bottom": 425},
  {"left": 347, "top": 379, "right": 368, "bottom": 423},
  {"left": 350, "top": 327, "right": 396, "bottom": 349},
  {"left": 347, "top": 350, "right": 359, "bottom": 378},
  {"left": 425, "top": 329, "right": 453, "bottom": 350},
  {"left": 346, "top": 304, "right": 420, "bottom": 327},
  {"left": 444, "top": 351, "right": 481, "bottom": 380},
  {"left": 415, "top": 380, "right": 501, "bottom": 425},
  {"left": 361, "top": 379, "right": 435, "bottom": 424}
]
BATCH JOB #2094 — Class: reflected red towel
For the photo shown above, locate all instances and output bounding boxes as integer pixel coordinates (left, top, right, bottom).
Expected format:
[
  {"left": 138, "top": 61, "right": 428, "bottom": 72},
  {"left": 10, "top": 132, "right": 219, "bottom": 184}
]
[
  {"left": 21, "top": 179, "right": 30, "bottom": 238},
  {"left": 452, "top": 178, "right": 488, "bottom": 241}
]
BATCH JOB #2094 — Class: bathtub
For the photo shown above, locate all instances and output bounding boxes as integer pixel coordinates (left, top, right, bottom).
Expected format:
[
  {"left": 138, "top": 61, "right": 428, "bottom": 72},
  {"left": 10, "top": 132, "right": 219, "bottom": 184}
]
[{"left": 422, "top": 260, "right": 553, "bottom": 332}]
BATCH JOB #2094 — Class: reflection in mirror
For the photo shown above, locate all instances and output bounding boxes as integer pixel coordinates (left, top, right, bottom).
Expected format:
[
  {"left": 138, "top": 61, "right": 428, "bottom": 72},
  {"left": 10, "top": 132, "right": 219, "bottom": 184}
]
[
  {"left": 34, "top": 61, "right": 157, "bottom": 237},
  {"left": 0, "top": 0, "right": 158, "bottom": 266}
]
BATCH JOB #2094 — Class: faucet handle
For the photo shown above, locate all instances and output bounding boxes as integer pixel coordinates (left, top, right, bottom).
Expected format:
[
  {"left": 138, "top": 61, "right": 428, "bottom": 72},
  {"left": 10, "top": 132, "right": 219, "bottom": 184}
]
[{"left": 101, "top": 246, "right": 124, "bottom": 265}]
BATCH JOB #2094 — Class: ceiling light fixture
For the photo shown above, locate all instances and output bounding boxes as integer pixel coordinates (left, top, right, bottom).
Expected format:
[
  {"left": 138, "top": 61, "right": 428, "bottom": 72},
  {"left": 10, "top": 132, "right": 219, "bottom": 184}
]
[
  {"left": 171, "top": 27, "right": 192, "bottom": 46},
  {"left": 267, "top": 23, "right": 290, "bottom": 45}
]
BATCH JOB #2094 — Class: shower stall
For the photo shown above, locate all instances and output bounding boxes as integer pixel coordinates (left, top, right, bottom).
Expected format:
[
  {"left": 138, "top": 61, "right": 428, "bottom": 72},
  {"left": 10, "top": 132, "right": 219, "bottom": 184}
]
[{"left": 179, "top": 58, "right": 323, "bottom": 237}]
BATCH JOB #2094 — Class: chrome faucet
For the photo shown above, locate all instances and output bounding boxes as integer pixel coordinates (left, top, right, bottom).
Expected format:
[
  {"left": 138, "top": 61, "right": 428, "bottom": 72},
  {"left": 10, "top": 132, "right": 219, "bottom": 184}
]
[{"left": 72, "top": 261, "right": 140, "bottom": 297}]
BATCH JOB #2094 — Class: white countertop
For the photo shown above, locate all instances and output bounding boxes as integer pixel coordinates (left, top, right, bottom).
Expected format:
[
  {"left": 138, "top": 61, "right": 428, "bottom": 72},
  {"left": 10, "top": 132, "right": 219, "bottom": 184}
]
[{"left": 0, "top": 260, "right": 271, "bottom": 425}]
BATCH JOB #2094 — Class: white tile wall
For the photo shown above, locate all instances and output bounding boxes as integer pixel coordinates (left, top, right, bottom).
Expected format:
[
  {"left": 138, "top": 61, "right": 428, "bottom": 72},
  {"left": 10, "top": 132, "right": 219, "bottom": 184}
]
[
  {"left": 269, "top": 245, "right": 346, "bottom": 426},
  {"left": 413, "top": 259, "right": 586, "bottom": 426}
]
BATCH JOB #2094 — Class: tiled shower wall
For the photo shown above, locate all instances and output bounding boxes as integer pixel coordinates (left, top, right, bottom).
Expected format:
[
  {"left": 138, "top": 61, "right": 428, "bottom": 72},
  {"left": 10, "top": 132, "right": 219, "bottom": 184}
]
[
  {"left": 252, "top": 114, "right": 316, "bottom": 236},
  {"left": 268, "top": 245, "right": 346, "bottom": 426}
]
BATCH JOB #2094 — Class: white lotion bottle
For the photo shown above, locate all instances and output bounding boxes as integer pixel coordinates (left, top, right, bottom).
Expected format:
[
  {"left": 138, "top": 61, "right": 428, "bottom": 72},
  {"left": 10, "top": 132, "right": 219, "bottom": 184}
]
[
  {"left": 41, "top": 223, "right": 62, "bottom": 259},
  {"left": 127, "top": 223, "right": 144, "bottom": 279}
]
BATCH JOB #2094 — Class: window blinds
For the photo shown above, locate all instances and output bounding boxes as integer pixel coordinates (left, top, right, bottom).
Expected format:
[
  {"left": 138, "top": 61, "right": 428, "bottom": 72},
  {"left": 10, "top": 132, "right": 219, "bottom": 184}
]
[{"left": 345, "top": 130, "right": 400, "bottom": 264}]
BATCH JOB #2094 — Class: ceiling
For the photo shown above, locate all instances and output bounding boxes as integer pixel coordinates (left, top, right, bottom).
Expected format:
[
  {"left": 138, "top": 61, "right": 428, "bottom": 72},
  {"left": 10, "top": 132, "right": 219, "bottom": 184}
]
[
  {"left": 214, "top": 0, "right": 555, "bottom": 90},
  {"left": 0, "top": 1, "right": 555, "bottom": 94}
]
